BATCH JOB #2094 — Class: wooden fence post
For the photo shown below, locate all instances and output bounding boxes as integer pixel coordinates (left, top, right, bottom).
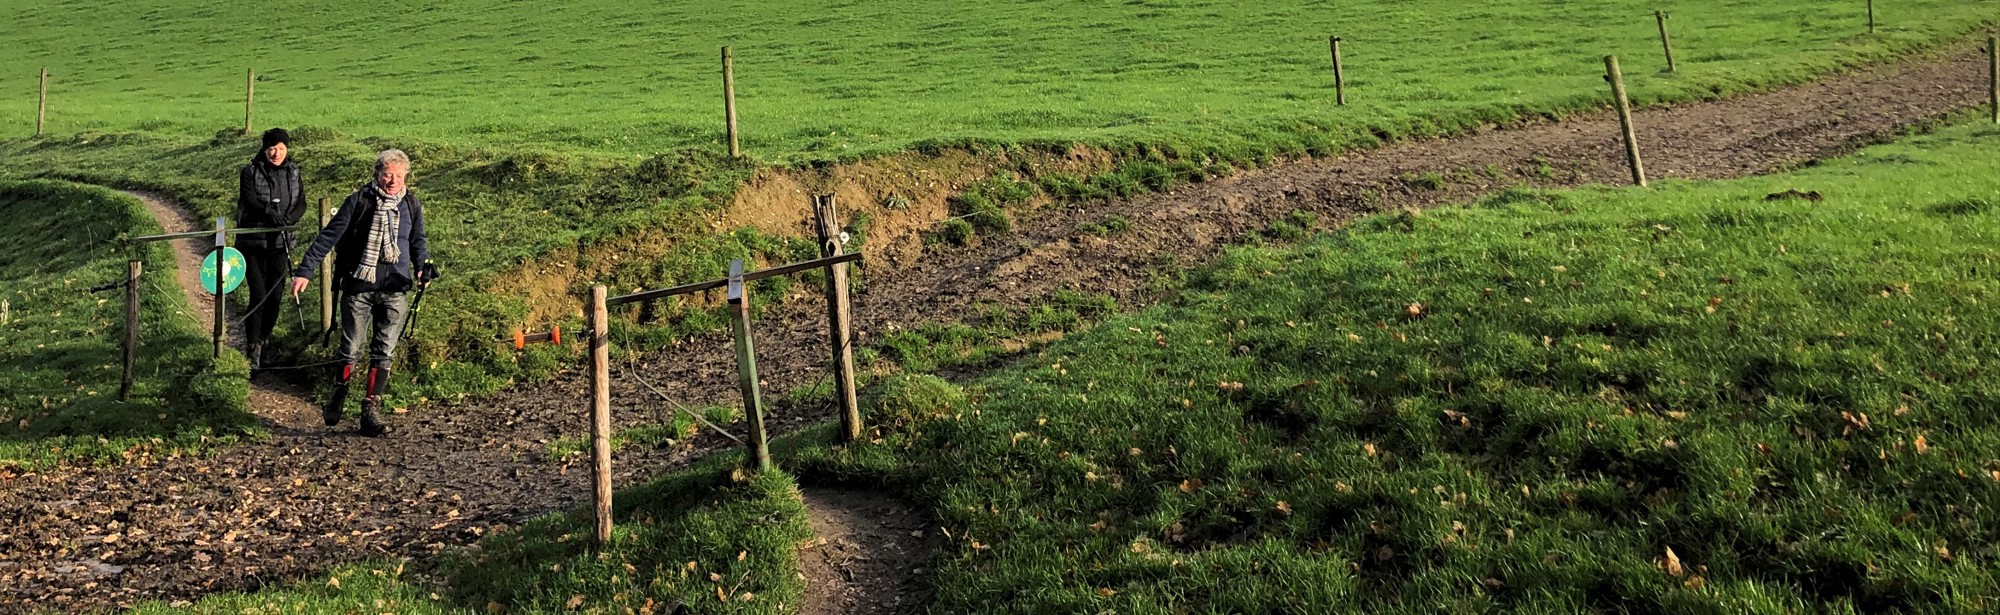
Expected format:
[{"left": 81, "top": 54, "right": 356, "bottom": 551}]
[
  {"left": 728, "top": 259, "right": 771, "bottom": 471},
  {"left": 212, "top": 217, "right": 227, "bottom": 358},
  {"left": 1329, "top": 37, "right": 1346, "bottom": 106},
  {"left": 1604, "top": 55, "right": 1647, "bottom": 187},
  {"left": 814, "top": 195, "right": 862, "bottom": 442},
  {"left": 37, "top": 67, "right": 47, "bottom": 137},
  {"left": 722, "top": 46, "right": 740, "bottom": 157},
  {"left": 318, "top": 198, "right": 333, "bottom": 332},
  {"left": 588, "top": 285, "right": 613, "bottom": 546},
  {"left": 120, "top": 260, "right": 141, "bottom": 401},
  {"left": 1989, "top": 36, "right": 1998, "bottom": 125},
  {"left": 1655, "top": 11, "right": 1676, "bottom": 72},
  {"left": 1866, "top": 0, "right": 1875, "bottom": 34},
  {"left": 244, "top": 69, "right": 255, "bottom": 135}
]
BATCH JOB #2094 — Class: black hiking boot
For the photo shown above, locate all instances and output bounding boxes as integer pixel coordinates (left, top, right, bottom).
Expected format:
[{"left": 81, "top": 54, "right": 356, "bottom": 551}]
[
  {"left": 358, "top": 398, "right": 391, "bottom": 437},
  {"left": 358, "top": 367, "right": 392, "bottom": 437},
  {"left": 246, "top": 342, "right": 265, "bottom": 371},
  {"left": 323, "top": 364, "right": 355, "bottom": 427},
  {"left": 321, "top": 386, "right": 348, "bottom": 427}
]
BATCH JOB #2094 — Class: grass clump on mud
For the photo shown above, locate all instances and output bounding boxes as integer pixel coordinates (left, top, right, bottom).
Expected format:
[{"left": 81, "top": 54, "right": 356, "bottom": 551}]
[
  {"left": 0, "top": 180, "right": 251, "bottom": 469},
  {"left": 784, "top": 121, "right": 2000, "bottom": 612}
]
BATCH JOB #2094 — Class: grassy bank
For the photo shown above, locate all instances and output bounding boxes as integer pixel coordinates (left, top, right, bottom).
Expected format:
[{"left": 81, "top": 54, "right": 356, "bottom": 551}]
[
  {"left": 5, "top": 1, "right": 1996, "bottom": 159},
  {"left": 0, "top": 180, "right": 250, "bottom": 469},
  {"left": 0, "top": 131, "right": 817, "bottom": 411},
  {"left": 139, "top": 118, "right": 2000, "bottom": 613},
  {"left": 779, "top": 119, "right": 2000, "bottom": 612}
]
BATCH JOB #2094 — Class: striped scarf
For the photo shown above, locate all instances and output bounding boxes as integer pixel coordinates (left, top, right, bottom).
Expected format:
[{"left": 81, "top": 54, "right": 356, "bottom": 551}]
[{"left": 352, "top": 184, "right": 403, "bottom": 285}]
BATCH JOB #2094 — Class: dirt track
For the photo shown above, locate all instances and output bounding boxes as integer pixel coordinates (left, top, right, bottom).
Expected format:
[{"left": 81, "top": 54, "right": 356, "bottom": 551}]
[{"left": 0, "top": 42, "right": 1992, "bottom": 612}]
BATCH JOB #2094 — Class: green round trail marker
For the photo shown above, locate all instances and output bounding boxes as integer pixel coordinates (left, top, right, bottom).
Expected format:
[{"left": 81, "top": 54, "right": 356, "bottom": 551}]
[{"left": 200, "top": 247, "right": 246, "bottom": 295}]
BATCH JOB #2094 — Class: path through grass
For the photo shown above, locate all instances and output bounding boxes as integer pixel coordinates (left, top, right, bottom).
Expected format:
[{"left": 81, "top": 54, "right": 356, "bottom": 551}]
[
  {"left": 790, "top": 119, "right": 2000, "bottom": 612},
  {"left": 0, "top": 180, "right": 250, "bottom": 468}
]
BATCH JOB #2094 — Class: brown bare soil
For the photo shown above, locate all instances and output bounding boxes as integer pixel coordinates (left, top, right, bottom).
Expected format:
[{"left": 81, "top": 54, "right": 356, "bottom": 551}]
[
  {"left": 796, "top": 488, "right": 939, "bottom": 615},
  {"left": 0, "top": 43, "right": 1992, "bottom": 612}
]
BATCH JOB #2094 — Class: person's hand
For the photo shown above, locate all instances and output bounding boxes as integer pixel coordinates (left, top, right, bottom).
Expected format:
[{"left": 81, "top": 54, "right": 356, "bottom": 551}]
[{"left": 289, "top": 277, "right": 310, "bottom": 297}]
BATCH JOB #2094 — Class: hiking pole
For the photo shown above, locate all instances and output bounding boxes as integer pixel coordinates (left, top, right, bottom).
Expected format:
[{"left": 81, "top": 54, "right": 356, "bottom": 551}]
[{"left": 399, "top": 260, "right": 441, "bottom": 342}]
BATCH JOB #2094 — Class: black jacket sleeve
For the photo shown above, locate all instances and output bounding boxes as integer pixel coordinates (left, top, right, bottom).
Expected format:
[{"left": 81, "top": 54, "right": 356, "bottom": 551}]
[
  {"left": 409, "top": 194, "right": 430, "bottom": 268},
  {"left": 291, "top": 193, "right": 355, "bottom": 280},
  {"left": 236, "top": 165, "right": 259, "bottom": 222}
]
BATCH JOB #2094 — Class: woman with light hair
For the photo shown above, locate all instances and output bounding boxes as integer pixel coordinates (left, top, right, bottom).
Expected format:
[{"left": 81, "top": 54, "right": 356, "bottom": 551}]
[{"left": 288, "top": 149, "right": 433, "bottom": 437}]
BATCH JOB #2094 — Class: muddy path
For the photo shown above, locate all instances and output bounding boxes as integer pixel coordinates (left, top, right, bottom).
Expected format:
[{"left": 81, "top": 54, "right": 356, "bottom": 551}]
[
  {"left": 126, "top": 191, "right": 322, "bottom": 428},
  {"left": 796, "top": 489, "right": 939, "bottom": 615},
  {"left": 0, "top": 42, "right": 1994, "bottom": 612}
]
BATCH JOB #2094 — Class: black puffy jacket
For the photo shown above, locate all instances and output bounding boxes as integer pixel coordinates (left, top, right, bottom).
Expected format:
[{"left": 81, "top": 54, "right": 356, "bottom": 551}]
[{"left": 236, "top": 155, "right": 306, "bottom": 250}]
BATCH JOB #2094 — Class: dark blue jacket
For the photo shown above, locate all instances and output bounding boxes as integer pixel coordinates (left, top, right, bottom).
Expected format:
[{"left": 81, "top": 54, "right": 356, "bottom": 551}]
[{"left": 291, "top": 185, "right": 429, "bottom": 293}]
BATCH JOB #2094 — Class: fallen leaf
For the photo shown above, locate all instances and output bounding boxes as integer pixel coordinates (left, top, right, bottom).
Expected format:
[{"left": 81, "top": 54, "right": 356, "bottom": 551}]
[
  {"left": 1662, "top": 547, "right": 1684, "bottom": 578},
  {"left": 1276, "top": 501, "right": 1293, "bottom": 515},
  {"left": 566, "top": 595, "right": 585, "bottom": 610}
]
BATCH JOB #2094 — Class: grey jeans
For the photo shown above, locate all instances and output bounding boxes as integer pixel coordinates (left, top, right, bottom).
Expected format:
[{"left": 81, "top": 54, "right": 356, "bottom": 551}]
[{"left": 339, "top": 290, "right": 408, "bottom": 369}]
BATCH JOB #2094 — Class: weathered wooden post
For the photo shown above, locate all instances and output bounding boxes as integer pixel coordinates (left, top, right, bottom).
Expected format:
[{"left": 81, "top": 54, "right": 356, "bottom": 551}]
[
  {"left": 722, "top": 46, "right": 741, "bottom": 157},
  {"left": 588, "top": 285, "right": 613, "bottom": 546},
  {"left": 814, "top": 195, "right": 862, "bottom": 442},
  {"left": 1990, "top": 37, "right": 1998, "bottom": 125},
  {"left": 1655, "top": 11, "right": 1676, "bottom": 72},
  {"left": 36, "top": 67, "right": 48, "bottom": 137},
  {"left": 318, "top": 198, "right": 333, "bottom": 332},
  {"left": 119, "top": 260, "right": 141, "bottom": 401},
  {"left": 244, "top": 69, "right": 255, "bottom": 135},
  {"left": 1867, "top": 0, "right": 1875, "bottom": 34},
  {"left": 728, "top": 259, "right": 772, "bottom": 471},
  {"left": 1329, "top": 37, "right": 1347, "bottom": 106},
  {"left": 212, "top": 217, "right": 227, "bottom": 358},
  {"left": 1604, "top": 55, "right": 1647, "bottom": 187}
]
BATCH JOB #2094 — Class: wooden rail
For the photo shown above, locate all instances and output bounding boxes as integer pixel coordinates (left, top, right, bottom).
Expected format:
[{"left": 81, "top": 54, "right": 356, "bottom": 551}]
[{"left": 572, "top": 202, "right": 865, "bottom": 548}]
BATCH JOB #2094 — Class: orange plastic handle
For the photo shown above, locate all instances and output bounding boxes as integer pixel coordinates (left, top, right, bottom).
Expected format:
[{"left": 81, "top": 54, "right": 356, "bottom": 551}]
[
  {"left": 514, "top": 330, "right": 525, "bottom": 351},
  {"left": 551, "top": 325, "right": 561, "bottom": 346}
]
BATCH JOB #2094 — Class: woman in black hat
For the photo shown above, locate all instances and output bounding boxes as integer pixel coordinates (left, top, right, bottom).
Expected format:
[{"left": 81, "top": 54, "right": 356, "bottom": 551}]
[{"left": 237, "top": 127, "right": 307, "bottom": 369}]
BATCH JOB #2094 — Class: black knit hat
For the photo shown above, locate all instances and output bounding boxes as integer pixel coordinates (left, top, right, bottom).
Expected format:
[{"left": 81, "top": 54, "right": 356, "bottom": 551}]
[{"left": 260, "top": 127, "right": 291, "bottom": 149}]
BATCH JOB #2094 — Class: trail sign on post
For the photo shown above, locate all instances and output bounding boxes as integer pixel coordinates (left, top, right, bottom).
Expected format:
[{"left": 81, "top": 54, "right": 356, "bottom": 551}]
[{"left": 200, "top": 247, "right": 247, "bottom": 295}]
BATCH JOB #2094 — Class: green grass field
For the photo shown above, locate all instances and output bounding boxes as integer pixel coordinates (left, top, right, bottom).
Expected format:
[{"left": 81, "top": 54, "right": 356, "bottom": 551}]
[
  {"left": 4, "top": 0, "right": 1997, "bottom": 430},
  {"left": 6, "top": 0, "right": 1996, "bottom": 159},
  {"left": 782, "top": 119, "right": 2000, "bottom": 612},
  {"left": 146, "top": 118, "right": 2000, "bottom": 613},
  {"left": 0, "top": 180, "right": 250, "bottom": 468}
]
